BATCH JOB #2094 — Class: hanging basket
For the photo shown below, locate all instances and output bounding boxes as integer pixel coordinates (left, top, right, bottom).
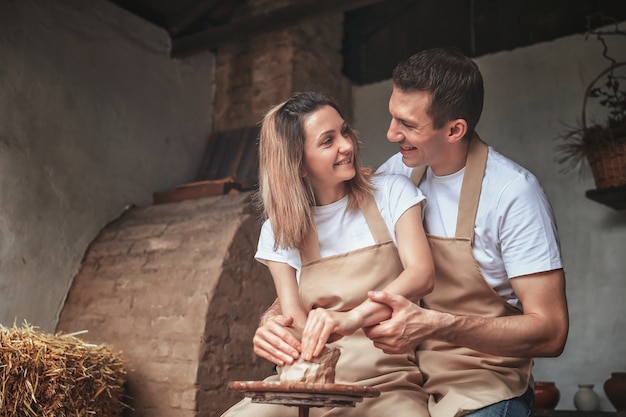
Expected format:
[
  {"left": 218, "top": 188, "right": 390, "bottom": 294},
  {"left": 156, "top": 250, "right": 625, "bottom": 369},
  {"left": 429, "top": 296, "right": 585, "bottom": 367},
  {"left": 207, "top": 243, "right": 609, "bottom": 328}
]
[
  {"left": 582, "top": 62, "right": 626, "bottom": 190},
  {"left": 586, "top": 141, "right": 626, "bottom": 189}
]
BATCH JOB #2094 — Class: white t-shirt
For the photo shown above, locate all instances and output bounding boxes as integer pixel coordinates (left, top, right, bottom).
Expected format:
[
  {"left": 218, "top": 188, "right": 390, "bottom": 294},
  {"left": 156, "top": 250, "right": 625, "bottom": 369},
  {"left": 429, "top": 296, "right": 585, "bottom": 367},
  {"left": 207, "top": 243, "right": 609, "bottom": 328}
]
[
  {"left": 255, "top": 174, "right": 426, "bottom": 283},
  {"left": 377, "top": 147, "right": 563, "bottom": 309}
]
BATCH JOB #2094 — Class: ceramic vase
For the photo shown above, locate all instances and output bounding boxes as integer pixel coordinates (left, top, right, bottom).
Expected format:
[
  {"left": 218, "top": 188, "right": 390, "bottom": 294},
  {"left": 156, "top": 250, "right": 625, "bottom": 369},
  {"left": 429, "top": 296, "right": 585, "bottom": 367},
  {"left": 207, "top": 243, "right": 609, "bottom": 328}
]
[
  {"left": 604, "top": 372, "right": 626, "bottom": 411},
  {"left": 534, "top": 381, "right": 560, "bottom": 410},
  {"left": 574, "top": 384, "right": 600, "bottom": 411}
]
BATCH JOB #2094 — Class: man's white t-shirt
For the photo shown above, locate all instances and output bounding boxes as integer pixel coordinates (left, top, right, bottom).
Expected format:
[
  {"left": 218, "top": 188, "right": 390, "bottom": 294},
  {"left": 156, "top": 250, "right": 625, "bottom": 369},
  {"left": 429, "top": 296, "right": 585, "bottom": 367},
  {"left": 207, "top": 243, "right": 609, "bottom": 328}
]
[
  {"left": 377, "top": 146, "right": 563, "bottom": 309},
  {"left": 255, "top": 174, "right": 426, "bottom": 283}
]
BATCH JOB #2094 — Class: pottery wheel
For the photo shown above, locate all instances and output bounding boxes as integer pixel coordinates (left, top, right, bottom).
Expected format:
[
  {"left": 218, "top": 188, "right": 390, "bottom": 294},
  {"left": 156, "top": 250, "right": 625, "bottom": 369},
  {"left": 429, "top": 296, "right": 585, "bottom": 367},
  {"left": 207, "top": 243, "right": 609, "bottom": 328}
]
[{"left": 228, "top": 381, "right": 380, "bottom": 416}]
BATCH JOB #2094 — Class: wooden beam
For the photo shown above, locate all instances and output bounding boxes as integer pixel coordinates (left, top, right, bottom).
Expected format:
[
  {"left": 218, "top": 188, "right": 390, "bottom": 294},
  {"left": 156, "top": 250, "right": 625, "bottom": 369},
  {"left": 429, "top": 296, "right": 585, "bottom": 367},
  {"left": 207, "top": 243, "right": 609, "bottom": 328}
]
[
  {"left": 167, "top": 0, "right": 244, "bottom": 37},
  {"left": 171, "top": 0, "right": 386, "bottom": 57},
  {"left": 167, "top": 0, "right": 223, "bottom": 36}
]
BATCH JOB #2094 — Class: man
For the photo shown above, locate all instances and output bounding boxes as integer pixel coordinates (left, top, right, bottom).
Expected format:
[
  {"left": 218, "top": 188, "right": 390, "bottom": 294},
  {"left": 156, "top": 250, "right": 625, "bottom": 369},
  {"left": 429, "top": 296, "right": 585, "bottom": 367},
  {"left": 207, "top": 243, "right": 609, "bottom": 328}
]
[{"left": 252, "top": 47, "right": 569, "bottom": 417}]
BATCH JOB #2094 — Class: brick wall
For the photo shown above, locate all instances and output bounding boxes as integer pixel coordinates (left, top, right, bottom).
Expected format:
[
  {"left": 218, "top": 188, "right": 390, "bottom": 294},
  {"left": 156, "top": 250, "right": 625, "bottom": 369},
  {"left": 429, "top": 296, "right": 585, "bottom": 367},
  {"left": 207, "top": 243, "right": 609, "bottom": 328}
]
[
  {"left": 57, "top": 192, "right": 276, "bottom": 417},
  {"left": 213, "top": 2, "right": 352, "bottom": 132}
]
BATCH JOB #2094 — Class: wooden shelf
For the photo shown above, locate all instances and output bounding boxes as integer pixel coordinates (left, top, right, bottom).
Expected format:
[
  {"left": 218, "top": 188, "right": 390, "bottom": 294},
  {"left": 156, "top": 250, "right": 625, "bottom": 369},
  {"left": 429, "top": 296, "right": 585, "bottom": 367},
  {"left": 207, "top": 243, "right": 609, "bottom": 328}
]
[
  {"left": 535, "top": 410, "right": 626, "bottom": 417},
  {"left": 585, "top": 185, "right": 626, "bottom": 210}
]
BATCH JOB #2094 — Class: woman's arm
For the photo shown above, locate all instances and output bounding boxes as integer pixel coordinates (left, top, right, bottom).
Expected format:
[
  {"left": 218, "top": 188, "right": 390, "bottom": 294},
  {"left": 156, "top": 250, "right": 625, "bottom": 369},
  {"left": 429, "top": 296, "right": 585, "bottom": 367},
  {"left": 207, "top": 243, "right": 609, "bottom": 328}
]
[
  {"left": 301, "top": 204, "right": 434, "bottom": 360},
  {"left": 266, "top": 260, "right": 308, "bottom": 335}
]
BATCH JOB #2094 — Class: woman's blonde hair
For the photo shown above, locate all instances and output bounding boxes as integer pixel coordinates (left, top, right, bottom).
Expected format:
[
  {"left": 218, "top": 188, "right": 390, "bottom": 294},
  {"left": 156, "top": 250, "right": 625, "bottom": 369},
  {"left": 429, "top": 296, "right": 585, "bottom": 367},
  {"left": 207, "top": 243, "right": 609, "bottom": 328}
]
[{"left": 256, "top": 92, "right": 373, "bottom": 250}]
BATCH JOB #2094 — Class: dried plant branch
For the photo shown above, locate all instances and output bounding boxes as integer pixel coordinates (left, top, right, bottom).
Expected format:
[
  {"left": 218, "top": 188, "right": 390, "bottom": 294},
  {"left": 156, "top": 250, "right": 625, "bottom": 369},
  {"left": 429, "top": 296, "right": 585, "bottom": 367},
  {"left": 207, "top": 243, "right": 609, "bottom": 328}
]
[{"left": 555, "top": 14, "right": 626, "bottom": 180}]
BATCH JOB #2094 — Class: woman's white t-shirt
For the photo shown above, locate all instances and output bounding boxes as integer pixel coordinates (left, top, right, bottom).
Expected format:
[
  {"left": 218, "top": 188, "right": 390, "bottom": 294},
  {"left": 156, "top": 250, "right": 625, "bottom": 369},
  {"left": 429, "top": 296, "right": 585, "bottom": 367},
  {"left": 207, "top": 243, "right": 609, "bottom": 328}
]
[{"left": 255, "top": 174, "right": 426, "bottom": 283}]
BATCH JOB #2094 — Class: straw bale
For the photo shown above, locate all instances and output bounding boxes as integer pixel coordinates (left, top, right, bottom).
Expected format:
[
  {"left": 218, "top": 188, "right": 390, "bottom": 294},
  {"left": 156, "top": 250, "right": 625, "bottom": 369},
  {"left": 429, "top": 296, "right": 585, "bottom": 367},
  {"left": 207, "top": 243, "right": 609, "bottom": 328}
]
[{"left": 0, "top": 322, "right": 127, "bottom": 417}]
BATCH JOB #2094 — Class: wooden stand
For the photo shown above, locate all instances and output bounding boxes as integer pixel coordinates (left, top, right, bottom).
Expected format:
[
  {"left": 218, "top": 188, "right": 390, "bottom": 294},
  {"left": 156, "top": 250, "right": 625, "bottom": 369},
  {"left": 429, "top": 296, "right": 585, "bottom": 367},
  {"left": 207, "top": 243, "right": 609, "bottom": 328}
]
[{"left": 228, "top": 381, "right": 380, "bottom": 417}]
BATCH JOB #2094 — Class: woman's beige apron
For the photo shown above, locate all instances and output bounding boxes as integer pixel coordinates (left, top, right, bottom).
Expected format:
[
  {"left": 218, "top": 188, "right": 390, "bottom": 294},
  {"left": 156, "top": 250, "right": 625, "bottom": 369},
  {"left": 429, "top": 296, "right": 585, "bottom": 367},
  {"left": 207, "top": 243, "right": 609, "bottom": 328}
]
[
  {"left": 222, "top": 195, "right": 428, "bottom": 417},
  {"left": 410, "top": 136, "right": 533, "bottom": 417}
]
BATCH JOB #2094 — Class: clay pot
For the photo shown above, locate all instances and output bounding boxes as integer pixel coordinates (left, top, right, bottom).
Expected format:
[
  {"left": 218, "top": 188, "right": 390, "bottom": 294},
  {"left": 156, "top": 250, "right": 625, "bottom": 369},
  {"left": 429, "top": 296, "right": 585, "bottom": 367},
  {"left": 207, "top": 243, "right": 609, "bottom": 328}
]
[
  {"left": 534, "top": 381, "right": 560, "bottom": 410},
  {"left": 604, "top": 372, "right": 626, "bottom": 411},
  {"left": 574, "top": 384, "right": 600, "bottom": 411}
]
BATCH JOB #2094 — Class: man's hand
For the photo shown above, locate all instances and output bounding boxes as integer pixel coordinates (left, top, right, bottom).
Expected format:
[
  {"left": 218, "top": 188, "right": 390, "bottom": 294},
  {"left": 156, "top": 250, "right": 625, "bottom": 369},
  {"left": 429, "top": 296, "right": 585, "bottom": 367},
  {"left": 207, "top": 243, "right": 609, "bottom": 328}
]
[
  {"left": 365, "top": 269, "right": 569, "bottom": 358},
  {"left": 253, "top": 314, "right": 302, "bottom": 366},
  {"left": 363, "top": 290, "right": 438, "bottom": 354}
]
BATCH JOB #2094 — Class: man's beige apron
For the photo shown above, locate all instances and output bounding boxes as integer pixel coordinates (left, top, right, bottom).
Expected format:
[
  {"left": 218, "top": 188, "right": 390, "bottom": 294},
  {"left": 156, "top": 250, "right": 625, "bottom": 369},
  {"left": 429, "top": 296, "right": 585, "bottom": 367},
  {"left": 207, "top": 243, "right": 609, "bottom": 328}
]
[
  {"left": 222, "top": 195, "right": 428, "bottom": 417},
  {"left": 410, "top": 136, "right": 533, "bottom": 417}
]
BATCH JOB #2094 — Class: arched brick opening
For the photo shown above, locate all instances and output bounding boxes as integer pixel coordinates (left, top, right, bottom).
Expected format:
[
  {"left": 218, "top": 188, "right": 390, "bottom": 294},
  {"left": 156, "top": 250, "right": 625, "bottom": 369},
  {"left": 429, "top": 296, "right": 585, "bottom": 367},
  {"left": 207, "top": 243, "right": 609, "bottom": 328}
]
[{"left": 57, "top": 192, "right": 276, "bottom": 417}]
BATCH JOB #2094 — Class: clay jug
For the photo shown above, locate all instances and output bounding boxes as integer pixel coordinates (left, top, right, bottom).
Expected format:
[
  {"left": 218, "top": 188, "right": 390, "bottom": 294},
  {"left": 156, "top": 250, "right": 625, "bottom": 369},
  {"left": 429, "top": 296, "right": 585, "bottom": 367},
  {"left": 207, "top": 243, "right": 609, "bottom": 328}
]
[
  {"left": 534, "top": 381, "right": 560, "bottom": 410},
  {"left": 604, "top": 372, "right": 626, "bottom": 411},
  {"left": 574, "top": 384, "right": 600, "bottom": 411}
]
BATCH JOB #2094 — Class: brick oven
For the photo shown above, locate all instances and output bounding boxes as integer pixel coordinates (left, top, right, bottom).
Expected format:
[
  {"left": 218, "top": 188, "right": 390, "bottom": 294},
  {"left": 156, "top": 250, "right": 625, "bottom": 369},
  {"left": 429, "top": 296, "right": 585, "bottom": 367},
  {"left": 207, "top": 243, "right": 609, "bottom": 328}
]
[{"left": 58, "top": 192, "right": 274, "bottom": 417}]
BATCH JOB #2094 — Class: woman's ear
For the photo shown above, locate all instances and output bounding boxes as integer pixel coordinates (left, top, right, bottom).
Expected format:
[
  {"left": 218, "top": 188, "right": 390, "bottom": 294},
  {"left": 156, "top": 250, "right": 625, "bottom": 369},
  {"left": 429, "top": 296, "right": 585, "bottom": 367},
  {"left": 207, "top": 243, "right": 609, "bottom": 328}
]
[{"left": 447, "top": 119, "right": 468, "bottom": 143}]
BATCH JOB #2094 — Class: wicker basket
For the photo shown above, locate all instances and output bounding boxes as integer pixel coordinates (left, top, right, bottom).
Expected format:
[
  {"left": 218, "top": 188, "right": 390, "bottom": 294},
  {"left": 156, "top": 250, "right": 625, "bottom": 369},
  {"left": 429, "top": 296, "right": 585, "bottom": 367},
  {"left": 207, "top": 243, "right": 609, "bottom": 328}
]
[
  {"left": 582, "top": 62, "right": 626, "bottom": 190},
  {"left": 587, "top": 140, "right": 626, "bottom": 189}
]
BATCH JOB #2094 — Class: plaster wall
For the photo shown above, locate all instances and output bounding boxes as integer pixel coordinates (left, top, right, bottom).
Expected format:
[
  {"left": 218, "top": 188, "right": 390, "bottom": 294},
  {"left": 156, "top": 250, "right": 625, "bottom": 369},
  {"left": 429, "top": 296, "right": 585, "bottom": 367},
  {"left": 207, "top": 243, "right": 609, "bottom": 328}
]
[
  {"left": 354, "top": 23, "right": 626, "bottom": 410},
  {"left": 0, "top": 0, "right": 214, "bottom": 332}
]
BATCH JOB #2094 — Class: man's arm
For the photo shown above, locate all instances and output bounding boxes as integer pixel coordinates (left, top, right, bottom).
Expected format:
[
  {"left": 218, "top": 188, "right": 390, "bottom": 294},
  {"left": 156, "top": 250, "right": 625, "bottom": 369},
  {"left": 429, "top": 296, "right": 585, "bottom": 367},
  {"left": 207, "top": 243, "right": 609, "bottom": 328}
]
[
  {"left": 365, "top": 268, "right": 568, "bottom": 358},
  {"left": 259, "top": 297, "right": 282, "bottom": 326},
  {"left": 252, "top": 298, "right": 302, "bottom": 366}
]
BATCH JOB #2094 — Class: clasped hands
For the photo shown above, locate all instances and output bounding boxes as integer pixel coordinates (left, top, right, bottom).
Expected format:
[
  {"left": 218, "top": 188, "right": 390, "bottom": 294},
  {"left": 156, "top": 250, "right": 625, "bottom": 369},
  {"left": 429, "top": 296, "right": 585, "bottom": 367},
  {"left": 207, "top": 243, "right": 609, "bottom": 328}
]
[{"left": 253, "top": 291, "right": 434, "bottom": 366}]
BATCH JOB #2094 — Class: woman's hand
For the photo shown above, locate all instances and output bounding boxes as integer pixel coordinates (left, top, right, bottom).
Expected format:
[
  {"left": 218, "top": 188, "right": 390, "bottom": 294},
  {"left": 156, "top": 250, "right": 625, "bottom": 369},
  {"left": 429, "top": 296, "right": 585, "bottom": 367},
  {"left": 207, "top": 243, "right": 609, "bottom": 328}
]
[
  {"left": 300, "top": 308, "right": 361, "bottom": 360},
  {"left": 253, "top": 314, "right": 302, "bottom": 366}
]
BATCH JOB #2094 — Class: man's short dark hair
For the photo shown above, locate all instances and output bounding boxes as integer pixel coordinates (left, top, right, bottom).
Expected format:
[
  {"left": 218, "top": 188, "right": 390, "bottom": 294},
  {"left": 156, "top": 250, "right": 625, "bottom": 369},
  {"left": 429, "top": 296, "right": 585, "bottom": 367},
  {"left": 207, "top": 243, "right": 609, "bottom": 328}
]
[{"left": 392, "top": 47, "right": 484, "bottom": 139}]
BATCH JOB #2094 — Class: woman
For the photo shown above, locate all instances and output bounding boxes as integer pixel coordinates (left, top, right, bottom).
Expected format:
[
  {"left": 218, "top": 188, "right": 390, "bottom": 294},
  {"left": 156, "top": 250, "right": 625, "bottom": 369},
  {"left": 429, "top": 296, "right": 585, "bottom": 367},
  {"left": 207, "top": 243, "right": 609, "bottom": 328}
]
[{"left": 222, "top": 92, "right": 433, "bottom": 417}]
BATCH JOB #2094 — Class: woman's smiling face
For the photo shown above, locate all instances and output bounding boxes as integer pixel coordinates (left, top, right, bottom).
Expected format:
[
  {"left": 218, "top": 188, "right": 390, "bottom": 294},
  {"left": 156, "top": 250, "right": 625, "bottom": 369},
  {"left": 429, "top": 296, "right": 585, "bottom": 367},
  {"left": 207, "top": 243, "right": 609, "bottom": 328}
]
[{"left": 302, "top": 105, "right": 356, "bottom": 205}]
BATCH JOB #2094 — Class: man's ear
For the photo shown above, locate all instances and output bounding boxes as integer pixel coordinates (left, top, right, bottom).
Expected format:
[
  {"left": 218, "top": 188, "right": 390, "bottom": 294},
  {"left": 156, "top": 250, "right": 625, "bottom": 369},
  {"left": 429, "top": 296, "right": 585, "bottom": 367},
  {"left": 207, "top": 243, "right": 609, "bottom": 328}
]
[{"left": 447, "top": 119, "right": 468, "bottom": 143}]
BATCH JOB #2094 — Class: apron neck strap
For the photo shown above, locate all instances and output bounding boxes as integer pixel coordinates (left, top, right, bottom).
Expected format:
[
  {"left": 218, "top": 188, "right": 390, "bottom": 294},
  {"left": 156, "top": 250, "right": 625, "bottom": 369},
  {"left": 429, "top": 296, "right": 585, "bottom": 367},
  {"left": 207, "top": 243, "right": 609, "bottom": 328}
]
[
  {"left": 409, "top": 133, "right": 489, "bottom": 240},
  {"left": 300, "top": 193, "right": 391, "bottom": 264},
  {"left": 300, "top": 222, "right": 321, "bottom": 264},
  {"left": 456, "top": 133, "right": 488, "bottom": 239},
  {"left": 410, "top": 165, "right": 427, "bottom": 186}
]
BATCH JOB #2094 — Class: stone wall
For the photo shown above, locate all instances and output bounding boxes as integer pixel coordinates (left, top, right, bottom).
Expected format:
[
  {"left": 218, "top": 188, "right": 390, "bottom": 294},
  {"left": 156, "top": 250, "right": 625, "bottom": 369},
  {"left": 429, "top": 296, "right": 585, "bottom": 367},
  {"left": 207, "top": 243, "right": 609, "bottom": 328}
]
[{"left": 57, "top": 192, "right": 276, "bottom": 417}]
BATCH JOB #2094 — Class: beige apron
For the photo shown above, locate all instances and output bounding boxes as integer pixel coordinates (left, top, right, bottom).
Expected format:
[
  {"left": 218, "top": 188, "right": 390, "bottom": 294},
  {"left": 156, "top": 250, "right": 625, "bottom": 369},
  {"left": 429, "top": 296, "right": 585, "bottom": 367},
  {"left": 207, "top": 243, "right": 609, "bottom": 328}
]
[
  {"left": 410, "top": 136, "right": 533, "bottom": 417},
  {"left": 222, "top": 195, "right": 428, "bottom": 417}
]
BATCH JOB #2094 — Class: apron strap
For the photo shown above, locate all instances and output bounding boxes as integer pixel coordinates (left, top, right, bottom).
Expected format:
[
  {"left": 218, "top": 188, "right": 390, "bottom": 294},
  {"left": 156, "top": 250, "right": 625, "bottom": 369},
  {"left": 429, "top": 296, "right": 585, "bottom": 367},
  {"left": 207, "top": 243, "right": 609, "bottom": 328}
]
[
  {"left": 456, "top": 134, "right": 488, "bottom": 240},
  {"left": 300, "top": 222, "right": 321, "bottom": 264},
  {"left": 360, "top": 193, "right": 393, "bottom": 244},
  {"left": 409, "top": 133, "right": 489, "bottom": 241},
  {"left": 300, "top": 194, "right": 391, "bottom": 264},
  {"left": 410, "top": 165, "right": 427, "bottom": 187}
]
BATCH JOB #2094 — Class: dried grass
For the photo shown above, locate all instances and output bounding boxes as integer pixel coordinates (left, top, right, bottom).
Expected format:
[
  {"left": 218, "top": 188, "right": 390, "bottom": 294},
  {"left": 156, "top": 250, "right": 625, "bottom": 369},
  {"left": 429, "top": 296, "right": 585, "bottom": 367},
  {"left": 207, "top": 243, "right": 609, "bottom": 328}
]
[{"left": 0, "top": 322, "right": 127, "bottom": 417}]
